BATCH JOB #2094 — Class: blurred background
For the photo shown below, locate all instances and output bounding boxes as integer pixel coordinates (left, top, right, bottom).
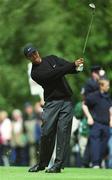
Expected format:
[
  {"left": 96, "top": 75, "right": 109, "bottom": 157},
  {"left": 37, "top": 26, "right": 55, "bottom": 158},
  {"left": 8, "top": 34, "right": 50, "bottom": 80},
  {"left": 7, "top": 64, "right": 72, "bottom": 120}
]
[
  {"left": 0, "top": 0, "right": 112, "bottom": 168},
  {"left": 0, "top": 0, "right": 112, "bottom": 111}
]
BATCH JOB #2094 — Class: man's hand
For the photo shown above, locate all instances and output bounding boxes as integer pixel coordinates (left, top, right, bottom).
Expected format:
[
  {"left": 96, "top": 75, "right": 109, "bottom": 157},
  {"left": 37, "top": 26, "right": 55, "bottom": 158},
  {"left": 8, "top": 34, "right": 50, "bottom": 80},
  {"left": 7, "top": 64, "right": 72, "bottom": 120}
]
[
  {"left": 87, "top": 116, "right": 94, "bottom": 125},
  {"left": 74, "top": 58, "right": 84, "bottom": 67}
]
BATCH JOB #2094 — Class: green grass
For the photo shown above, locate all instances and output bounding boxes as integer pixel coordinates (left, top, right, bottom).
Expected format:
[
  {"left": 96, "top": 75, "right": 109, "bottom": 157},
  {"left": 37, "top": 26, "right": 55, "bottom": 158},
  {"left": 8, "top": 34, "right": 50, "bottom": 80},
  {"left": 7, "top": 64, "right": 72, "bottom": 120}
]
[{"left": 0, "top": 167, "right": 112, "bottom": 180}]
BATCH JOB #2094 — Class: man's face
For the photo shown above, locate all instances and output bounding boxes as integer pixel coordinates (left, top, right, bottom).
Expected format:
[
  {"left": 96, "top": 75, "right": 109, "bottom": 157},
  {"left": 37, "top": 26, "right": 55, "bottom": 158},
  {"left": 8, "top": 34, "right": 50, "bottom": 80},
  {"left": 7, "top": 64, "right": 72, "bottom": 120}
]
[
  {"left": 92, "top": 71, "right": 100, "bottom": 80},
  {"left": 100, "top": 81, "right": 110, "bottom": 93},
  {"left": 27, "top": 51, "right": 42, "bottom": 64}
]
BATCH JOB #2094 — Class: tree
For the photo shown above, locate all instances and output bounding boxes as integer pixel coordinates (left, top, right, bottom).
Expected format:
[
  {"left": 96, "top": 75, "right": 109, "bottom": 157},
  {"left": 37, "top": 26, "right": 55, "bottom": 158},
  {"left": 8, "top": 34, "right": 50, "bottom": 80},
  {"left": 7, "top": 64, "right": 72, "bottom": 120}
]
[{"left": 0, "top": 0, "right": 112, "bottom": 112}]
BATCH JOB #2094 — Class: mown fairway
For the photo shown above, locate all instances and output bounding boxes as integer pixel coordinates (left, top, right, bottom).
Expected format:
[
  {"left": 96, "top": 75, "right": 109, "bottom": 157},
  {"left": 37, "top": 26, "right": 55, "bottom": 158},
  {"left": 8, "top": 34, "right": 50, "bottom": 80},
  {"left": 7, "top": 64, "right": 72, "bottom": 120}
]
[{"left": 0, "top": 167, "right": 112, "bottom": 180}]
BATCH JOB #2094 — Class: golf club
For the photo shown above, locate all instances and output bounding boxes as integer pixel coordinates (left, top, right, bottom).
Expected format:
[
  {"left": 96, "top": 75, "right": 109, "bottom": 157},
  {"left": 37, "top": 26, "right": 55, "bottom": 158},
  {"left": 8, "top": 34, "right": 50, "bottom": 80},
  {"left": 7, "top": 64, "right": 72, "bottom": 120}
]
[
  {"left": 82, "top": 3, "right": 96, "bottom": 54},
  {"left": 77, "top": 3, "right": 96, "bottom": 72}
]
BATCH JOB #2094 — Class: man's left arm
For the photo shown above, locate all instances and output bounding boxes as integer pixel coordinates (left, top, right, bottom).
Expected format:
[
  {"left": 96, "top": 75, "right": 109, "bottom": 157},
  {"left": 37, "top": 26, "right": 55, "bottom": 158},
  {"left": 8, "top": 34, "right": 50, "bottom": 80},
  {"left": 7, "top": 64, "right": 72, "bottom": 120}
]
[{"left": 53, "top": 55, "right": 84, "bottom": 73}]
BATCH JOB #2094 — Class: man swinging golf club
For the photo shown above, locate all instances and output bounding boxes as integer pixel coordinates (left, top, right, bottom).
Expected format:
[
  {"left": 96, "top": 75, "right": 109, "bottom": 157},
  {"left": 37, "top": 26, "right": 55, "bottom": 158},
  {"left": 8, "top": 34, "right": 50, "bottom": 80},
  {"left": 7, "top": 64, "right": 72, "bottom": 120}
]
[{"left": 24, "top": 45, "right": 84, "bottom": 173}]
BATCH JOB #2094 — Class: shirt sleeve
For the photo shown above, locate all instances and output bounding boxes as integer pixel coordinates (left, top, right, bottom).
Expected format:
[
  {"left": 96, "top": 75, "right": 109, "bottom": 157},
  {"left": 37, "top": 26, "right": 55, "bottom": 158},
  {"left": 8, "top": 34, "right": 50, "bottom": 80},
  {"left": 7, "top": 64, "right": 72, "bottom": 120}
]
[
  {"left": 53, "top": 55, "right": 73, "bottom": 66},
  {"left": 32, "top": 56, "right": 78, "bottom": 82},
  {"left": 85, "top": 93, "right": 97, "bottom": 108},
  {"left": 84, "top": 82, "right": 92, "bottom": 96},
  {"left": 51, "top": 55, "right": 78, "bottom": 74}
]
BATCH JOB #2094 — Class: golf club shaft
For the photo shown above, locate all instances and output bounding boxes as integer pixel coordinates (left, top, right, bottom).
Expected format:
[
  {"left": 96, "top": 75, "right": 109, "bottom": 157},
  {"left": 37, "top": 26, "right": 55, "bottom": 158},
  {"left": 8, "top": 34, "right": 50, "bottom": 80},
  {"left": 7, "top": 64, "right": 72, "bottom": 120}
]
[{"left": 82, "top": 10, "right": 95, "bottom": 54}]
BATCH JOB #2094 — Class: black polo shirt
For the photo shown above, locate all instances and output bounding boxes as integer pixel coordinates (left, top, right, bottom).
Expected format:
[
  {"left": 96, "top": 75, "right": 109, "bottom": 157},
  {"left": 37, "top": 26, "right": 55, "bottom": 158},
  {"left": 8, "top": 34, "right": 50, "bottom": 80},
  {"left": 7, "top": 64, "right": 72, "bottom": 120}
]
[
  {"left": 85, "top": 90, "right": 112, "bottom": 125},
  {"left": 31, "top": 55, "right": 77, "bottom": 101}
]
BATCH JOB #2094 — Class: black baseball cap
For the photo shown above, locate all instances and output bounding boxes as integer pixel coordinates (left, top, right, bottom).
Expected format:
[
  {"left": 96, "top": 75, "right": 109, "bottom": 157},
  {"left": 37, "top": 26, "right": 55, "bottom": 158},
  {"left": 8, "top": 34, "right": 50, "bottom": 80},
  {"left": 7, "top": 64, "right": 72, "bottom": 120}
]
[
  {"left": 24, "top": 45, "right": 37, "bottom": 57},
  {"left": 91, "top": 65, "right": 101, "bottom": 73}
]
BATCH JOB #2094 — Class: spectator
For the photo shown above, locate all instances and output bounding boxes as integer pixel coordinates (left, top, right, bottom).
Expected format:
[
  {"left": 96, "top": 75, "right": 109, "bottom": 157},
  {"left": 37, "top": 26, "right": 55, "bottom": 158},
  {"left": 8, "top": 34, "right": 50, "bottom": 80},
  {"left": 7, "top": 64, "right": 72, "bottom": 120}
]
[
  {"left": 0, "top": 111, "right": 12, "bottom": 166},
  {"left": 73, "top": 88, "right": 89, "bottom": 168},
  {"left": 85, "top": 79, "right": 112, "bottom": 168},
  {"left": 34, "top": 101, "right": 43, "bottom": 162},
  {"left": 11, "top": 109, "right": 27, "bottom": 166},
  {"left": 23, "top": 102, "right": 36, "bottom": 121},
  {"left": 34, "top": 101, "right": 43, "bottom": 123},
  {"left": 82, "top": 65, "right": 104, "bottom": 167},
  {"left": 23, "top": 102, "right": 37, "bottom": 166},
  {"left": 84, "top": 65, "right": 103, "bottom": 96}
]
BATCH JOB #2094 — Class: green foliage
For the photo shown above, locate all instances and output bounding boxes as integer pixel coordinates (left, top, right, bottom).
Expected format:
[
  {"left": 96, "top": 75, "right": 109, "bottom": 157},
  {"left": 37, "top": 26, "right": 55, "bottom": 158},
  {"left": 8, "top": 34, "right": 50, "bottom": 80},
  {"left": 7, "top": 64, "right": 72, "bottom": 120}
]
[{"left": 0, "top": 0, "right": 112, "bottom": 112}]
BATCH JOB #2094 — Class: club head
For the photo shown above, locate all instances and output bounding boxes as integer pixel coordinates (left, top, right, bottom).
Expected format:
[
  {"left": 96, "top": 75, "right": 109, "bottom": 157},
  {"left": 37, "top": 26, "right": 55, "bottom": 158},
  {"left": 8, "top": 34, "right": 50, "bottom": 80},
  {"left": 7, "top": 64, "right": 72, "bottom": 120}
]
[{"left": 89, "top": 3, "right": 96, "bottom": 9}]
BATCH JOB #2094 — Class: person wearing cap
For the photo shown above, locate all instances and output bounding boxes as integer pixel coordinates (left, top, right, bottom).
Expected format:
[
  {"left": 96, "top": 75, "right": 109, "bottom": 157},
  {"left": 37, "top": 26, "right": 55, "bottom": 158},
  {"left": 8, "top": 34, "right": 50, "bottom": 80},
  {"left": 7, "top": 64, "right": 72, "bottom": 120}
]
[
  {"left": 84, "top": 65, "right": 102, "bottom": 96},
  {"left": 82, "top": 65, "right": 105, "bottom": 167},
  {"left": 24, "top": 45, "right": 84, "bottom": 173},
  {"left": 85, "top": 79, "right": 112, "bottom": 168}
]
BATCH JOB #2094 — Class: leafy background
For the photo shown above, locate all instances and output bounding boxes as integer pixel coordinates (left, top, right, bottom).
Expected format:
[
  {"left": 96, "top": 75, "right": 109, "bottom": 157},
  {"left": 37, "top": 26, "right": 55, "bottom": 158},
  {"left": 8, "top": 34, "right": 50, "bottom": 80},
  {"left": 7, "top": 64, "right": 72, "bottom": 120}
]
[{"left": 0, "top": 0, "right": 112, "bottom": 112}]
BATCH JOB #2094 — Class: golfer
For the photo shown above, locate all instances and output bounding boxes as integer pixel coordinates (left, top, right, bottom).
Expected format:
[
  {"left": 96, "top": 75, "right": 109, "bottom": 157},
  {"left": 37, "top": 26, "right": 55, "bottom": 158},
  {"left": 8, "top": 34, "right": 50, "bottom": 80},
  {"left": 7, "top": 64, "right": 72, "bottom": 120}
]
[{"left": 24, "top": 45, "right": 84, "bottom": 173}]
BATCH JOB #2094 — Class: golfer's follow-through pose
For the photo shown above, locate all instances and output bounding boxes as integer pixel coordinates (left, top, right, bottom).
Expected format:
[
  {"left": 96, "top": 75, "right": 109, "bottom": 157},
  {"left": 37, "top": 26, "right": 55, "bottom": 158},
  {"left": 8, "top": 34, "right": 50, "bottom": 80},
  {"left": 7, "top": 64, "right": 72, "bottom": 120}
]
[{"left": 24, "top": 45, "right": 84, "bottom": 173}]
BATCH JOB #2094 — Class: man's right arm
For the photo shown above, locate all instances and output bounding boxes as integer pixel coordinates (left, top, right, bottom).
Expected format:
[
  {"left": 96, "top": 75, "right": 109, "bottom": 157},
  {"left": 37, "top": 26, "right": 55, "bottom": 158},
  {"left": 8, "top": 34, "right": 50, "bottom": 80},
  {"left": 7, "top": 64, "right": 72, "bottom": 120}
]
[
  {"left": 32, "top": 58, "right": 83, "bottom": 82},
  {"left": 82, "top": 102, "right": 94, "bottom": 125}
]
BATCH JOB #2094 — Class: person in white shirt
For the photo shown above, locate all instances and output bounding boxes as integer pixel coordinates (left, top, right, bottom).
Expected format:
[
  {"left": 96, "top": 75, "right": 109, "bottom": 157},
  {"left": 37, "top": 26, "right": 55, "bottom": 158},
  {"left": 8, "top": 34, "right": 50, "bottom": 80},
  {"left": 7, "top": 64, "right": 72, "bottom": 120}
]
[{"left": 0, "top": 111, "right": 12, "bottom": 165}]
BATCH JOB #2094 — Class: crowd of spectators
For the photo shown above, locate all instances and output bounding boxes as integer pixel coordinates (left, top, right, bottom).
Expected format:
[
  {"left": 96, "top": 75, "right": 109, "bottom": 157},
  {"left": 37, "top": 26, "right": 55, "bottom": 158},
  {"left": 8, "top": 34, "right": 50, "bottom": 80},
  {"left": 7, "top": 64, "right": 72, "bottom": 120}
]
[{"left": 0, "top": 100, "right": 43, "bottom": 166}]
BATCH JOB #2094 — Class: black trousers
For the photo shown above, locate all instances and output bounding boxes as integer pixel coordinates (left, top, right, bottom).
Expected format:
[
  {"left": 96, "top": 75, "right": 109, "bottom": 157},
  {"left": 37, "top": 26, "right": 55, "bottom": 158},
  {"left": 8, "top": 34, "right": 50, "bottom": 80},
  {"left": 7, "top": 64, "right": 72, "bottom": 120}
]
[
  {"left": 89, "top": 122, "right": 109, "bottom": 166},
  {"left": 39, "top": 99, "right": 73, "bottom": 168},
  {"left": 83, "top": 139, "right": 91, "bottom": 167}
]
